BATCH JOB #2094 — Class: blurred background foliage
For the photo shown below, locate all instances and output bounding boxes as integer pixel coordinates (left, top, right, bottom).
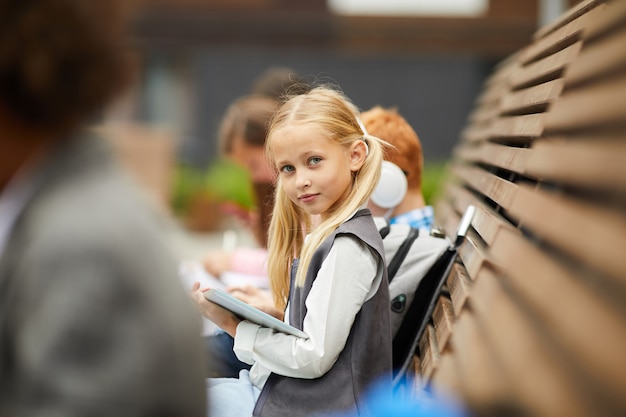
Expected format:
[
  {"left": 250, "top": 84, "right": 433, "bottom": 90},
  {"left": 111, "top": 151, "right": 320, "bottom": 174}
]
[
  {"left": 171, "top": 159, "right": 255, "bottom": 218},
  {"left": 422, "top": 160, "right": 449, "bottom": 205},
  {"left": 108, "top": 0, "right": 573, "bottom": 231},
  {"left": 172, "top": 158, "right": 449, "bottom": 220}
]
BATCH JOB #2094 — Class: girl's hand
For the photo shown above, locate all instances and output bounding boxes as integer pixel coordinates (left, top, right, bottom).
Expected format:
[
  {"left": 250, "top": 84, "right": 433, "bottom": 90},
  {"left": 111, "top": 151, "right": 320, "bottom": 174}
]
[
  {"left": 190, "top": 281, "right": 241, "bottom": 337},
  {"left": 227, "top": 284, "right": 272, "bottom": 304},
  {"left": 227, "top": 285, "right": 284, "bottom": 321}
]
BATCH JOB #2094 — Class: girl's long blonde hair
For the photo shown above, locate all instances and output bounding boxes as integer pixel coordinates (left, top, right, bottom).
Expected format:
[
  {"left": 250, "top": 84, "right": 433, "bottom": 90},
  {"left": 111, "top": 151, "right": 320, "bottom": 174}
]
[{"left": 265, "top": 86, "right": 386, "bottom": 310}]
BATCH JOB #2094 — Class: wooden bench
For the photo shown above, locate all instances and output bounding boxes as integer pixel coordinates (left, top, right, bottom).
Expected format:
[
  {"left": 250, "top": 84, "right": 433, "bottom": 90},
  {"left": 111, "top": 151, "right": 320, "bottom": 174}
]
[{"left": 418, "top": 0, "right": 626, "bottom": 415}]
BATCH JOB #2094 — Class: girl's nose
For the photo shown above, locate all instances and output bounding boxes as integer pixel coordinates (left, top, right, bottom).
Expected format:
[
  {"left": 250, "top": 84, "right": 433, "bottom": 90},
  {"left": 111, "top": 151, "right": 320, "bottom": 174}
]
[{"left": 295, "top": 173, "right": 311, "bottom": 189}]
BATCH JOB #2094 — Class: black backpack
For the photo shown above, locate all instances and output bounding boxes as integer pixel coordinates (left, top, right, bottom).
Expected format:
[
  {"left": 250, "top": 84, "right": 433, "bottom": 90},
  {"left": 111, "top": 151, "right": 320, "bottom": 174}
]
[{"left": 374, "top": 206, "right": 476, "bottom": 391}]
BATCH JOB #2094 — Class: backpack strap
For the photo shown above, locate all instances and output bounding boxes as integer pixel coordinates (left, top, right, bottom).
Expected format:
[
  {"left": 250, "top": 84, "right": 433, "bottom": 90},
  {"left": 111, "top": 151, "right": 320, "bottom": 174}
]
[
  {"left": 378, "top": 223, "right": 391, "bottom": 239},
  {"left": 387, "top": 227, "right": 420, "bottom": 283}
]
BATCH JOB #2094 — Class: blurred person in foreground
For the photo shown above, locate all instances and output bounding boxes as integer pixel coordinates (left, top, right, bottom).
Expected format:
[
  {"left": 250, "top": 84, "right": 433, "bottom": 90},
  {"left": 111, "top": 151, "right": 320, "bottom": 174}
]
[{"left": 0, "top": 1, "right": 206, "bottom": 416}]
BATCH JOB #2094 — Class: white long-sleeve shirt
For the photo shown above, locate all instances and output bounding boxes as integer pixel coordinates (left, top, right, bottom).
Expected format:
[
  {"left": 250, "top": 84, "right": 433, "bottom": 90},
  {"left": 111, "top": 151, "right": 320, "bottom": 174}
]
[{"left": 233, "top": 233, "right": 383, "bottom": 389}]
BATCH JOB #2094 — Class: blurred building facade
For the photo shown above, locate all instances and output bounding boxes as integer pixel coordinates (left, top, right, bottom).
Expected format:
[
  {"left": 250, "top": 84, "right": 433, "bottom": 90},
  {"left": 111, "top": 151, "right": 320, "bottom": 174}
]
[{"left": 113, "top": 0, "right": 583, "bottom": 168}]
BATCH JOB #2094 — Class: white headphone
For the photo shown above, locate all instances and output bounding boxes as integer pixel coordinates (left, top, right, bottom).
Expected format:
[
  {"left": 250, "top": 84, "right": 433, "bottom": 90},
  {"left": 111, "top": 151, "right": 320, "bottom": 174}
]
[{"left": 370, "top": 161, "right": 407, "bottom": 209}]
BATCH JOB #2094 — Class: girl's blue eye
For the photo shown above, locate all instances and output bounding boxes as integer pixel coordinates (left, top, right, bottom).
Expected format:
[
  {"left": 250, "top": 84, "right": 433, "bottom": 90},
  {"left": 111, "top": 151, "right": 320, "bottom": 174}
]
[
  {"left": 309, "top": 157, "right": 322, "bottom": 165},
  {"left": 280, "top": 165, "right": 295, "bottom": 173}
]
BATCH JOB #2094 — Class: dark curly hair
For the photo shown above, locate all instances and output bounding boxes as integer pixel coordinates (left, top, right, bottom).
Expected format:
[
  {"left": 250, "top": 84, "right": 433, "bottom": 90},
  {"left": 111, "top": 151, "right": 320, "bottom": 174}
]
[{"left": 0, "top": 0, "right": 132, "bottom": 133}]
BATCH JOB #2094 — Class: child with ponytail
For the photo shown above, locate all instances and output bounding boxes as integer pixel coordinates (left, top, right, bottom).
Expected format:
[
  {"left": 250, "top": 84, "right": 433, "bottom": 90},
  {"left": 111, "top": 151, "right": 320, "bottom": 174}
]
[{"left": 192, "top": 86, "right": 392, "bottom": 417}]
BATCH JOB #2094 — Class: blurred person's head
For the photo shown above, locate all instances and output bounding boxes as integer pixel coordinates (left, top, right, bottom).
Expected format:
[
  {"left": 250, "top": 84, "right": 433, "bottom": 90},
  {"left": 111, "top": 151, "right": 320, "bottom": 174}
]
[
  {"left": 220, "top": 68, "right": 311, "bottom": 184},
  {"left": 0, "top": 0, "right": 132, "bottom": 189},
  {"left": 216, "top": 71, "right": 311, "bottom": 248},
  {"left": 0, "top": 0, "right": 131, "bottom": 134},
  {"left": 250, "top": 67, "right": 311, "bottom": 100},
  {"left": 360, "top": 106, "right": 426, "bottom": 219},
  {"left": 218, "top": 95, "right": 278, "bottom": 184}
]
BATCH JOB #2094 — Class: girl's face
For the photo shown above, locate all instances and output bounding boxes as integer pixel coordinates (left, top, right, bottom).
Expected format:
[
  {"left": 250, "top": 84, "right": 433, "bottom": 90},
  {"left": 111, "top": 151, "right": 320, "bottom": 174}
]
[{"left": 270, "top": 124, "right": 366, "bottom": 221}]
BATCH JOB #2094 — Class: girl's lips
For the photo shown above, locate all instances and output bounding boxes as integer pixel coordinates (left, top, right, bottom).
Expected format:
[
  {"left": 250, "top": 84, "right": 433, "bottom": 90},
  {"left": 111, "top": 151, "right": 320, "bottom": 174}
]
[{"left": 299, "top": 193, "right": 318, "bottom": 203}]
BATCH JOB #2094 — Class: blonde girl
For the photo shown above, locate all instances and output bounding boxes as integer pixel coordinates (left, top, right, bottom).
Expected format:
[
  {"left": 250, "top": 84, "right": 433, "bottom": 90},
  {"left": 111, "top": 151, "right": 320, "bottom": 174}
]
[{"left": 193, "top": 86, "right": 392, "bottom": 417}]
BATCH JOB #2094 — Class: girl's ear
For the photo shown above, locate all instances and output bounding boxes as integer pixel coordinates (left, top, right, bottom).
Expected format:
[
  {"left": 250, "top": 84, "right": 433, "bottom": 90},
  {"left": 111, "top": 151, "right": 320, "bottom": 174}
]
[{"left": 349, "top": 140, "right": 368, "bottom": 172}]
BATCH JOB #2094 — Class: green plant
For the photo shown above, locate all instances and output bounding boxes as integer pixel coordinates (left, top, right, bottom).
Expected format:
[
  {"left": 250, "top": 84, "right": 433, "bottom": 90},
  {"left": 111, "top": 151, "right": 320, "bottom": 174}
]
[
  {"left": 171, "top": 163, "right": 204, "bottom": 216},
  {"left": 170, "top": 159, "right": 255, "bottom": 216},
  {"left": 422, "top": 160, "right": 450, "bottom": 205},
  {"left": 202, "top": 159, "right": 255, "bottom": 210}
]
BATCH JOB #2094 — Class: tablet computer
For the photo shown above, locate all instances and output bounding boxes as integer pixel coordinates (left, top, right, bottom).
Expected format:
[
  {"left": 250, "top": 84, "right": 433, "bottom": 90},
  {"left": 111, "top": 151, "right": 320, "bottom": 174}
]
[{"left": 203, "top": 288, "right": 309, "bottom": 339}]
